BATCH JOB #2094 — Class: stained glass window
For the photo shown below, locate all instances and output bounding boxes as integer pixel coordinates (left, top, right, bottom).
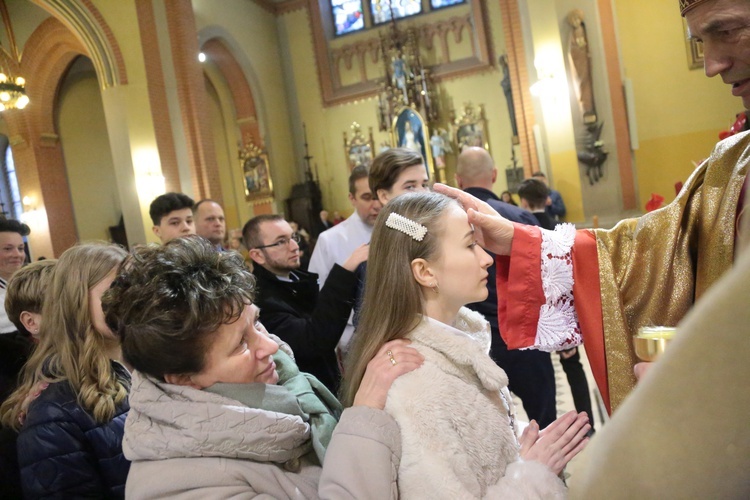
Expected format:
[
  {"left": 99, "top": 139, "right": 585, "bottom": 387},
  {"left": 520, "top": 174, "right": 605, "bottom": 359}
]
[
  {"left": 332, "top": 0, "right": 365, "bottom": 36},
  {"left": 370, "top": 0, "right": 422, "bottom": 25},
  {"left": 430, "top": 0, "right": 464, "bottom": 9}
]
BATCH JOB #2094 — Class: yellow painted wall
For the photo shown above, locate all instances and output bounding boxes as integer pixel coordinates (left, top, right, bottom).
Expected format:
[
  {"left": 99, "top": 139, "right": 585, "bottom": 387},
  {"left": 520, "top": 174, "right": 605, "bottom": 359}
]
[
  {"left": 57, "top": 61, "right": 121, "bottom": 243},
  {"left": 613, "top": 0, "right": 741, "bottom": 208},
  {"left": 522, "top": 0, "right": 586, "bottom": 222}
]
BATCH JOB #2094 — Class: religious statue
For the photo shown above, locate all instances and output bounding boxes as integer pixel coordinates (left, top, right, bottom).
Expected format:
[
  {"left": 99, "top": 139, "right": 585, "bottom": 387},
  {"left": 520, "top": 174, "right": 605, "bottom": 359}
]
[
  {"left": 403, "top": 121, "right": 419, "bottom": 151},
  {"left": 499, "top": 55, "right": 520, "bottom": 144},
  {"left": 430, "top": 130, "right": 446, "bottom": 168},
  {"left": 567, "top": 9, "right": 597, "bottom": 125}
]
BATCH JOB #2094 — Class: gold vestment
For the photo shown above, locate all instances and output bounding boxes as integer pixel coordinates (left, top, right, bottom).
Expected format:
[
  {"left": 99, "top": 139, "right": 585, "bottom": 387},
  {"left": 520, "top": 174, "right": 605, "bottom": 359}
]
[{"left": 595, "top": 131, "right": 749, "bottom": 409}]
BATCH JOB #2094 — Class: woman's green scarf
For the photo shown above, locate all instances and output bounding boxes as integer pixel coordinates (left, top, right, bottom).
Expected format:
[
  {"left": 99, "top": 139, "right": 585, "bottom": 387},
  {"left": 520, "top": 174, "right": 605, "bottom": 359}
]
[{"left": 205, "top": 348, "right": 342, "bottom": 465}]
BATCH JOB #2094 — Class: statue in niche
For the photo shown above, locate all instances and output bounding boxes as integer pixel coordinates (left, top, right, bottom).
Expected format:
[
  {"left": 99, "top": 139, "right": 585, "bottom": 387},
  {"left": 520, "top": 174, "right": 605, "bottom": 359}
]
[
  {"left": 567, "top": 9, "right": 597, "bottom": 125},
  {"left": 403, "top": 121, "right": 419, "bottom": 151},
  {"left": 430, "top": 130, "right": 446, "bottom": 168},
  {"left": 499, "top": 55, "right": 520, "bottom": 145},
  {"left": 567, "top": 8, "right": 608, "bottom": 184}
]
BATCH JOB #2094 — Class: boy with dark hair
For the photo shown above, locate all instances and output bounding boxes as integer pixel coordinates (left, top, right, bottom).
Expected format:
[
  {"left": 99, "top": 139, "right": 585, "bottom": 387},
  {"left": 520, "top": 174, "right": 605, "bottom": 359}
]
[
  {"left": 518, "top": 178, "right": 555, "bottom": 230},
  {"left": 149, "top": 192, "right": 195, "bottom": 244},
  {"left": 531, "top": 171, "right": 566, "bottom": 221}
]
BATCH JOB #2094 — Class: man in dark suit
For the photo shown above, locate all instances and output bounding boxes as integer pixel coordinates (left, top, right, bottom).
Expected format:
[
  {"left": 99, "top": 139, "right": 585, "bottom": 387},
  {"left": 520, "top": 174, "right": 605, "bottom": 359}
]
[
  {"left": 243, "top": 214, "right": 367, "bottom": 393},
  {"left": 455, "top": 147, "right": 557, "bottom": 427}
]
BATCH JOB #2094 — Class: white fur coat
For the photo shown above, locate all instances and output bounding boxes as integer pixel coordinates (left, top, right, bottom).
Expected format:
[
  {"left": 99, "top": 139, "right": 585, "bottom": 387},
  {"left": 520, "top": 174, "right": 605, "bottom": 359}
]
[{"left": 385, "top": 308, "right": 566, "bottom": 499}]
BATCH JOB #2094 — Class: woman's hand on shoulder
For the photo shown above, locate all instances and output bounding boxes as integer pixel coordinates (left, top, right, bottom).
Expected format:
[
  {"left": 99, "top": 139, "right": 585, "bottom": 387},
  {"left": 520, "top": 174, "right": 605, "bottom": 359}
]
[
  {"left": 518, "top": 411, "right": 590, "bottom": 475},
  {"left": 352, "top": 339, "right": 424, "bottom": 409}
]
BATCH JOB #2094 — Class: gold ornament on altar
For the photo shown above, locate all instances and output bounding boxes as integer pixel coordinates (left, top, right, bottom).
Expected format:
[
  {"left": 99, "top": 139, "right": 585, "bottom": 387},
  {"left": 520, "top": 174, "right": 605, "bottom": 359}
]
[
  {"left": 343, "top": 122, "right": 375, "bottom": 171},
  {"left": 453, "top": 103, "right": 489, "bottom": 152},
  {"left": 375, "top": 21, "right": 438, "bottom": 134},
  {"left": 239, "top": 141, "right": 273, "bottom": 204}
]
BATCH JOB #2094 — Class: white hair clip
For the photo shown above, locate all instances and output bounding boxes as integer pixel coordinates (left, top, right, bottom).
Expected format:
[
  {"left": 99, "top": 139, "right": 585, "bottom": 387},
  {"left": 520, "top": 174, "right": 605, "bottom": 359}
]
[{"left": 385, "top": 213, "right": 428, "bottom": 241}]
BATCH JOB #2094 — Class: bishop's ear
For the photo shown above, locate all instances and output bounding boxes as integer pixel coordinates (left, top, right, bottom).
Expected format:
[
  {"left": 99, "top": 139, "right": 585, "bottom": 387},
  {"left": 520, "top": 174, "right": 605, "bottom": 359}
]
[{"left": 410, "top": 258, "right": 436, "bottom": 288}]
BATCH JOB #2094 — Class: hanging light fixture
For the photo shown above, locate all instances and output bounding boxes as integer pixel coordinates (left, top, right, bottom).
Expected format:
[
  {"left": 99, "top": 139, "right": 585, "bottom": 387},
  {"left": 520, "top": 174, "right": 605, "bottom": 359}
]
[
  {"left": 0, "top": 70, "right": 29, "bottom": 111},
  {"left": 0, "top": 0, "right": 29, "bottom": 111}
]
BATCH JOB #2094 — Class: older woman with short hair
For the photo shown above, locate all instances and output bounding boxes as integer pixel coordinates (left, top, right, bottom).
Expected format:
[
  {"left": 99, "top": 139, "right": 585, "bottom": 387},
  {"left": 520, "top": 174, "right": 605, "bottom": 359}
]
[{"left": 104, "top": 236, "right": 421, "bottom": 498}]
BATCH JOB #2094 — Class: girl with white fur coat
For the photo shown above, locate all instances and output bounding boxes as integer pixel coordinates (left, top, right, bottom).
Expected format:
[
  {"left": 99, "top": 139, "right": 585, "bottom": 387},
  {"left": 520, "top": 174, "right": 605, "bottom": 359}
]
[{"left": 341, "top": 192, "right": 590, "bottom": 499}]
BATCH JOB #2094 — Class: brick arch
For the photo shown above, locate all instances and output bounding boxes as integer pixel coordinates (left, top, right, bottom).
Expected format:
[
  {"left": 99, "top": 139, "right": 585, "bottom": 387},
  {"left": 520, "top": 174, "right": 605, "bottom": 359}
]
[
  {"left": 201, "top": 38, "right": 262, "bottom": 147},
  {"left": 20, "top": 18, "right": 87, "bottom": 135},
  {"left": 3, "top": 17, "right": 89, "bottom": 255},
  {"left": 201, "top": 37, "right": 271, "bottom": 215},
  {"left": 32, "top": 0, "right": 127, "bottom": 88}
]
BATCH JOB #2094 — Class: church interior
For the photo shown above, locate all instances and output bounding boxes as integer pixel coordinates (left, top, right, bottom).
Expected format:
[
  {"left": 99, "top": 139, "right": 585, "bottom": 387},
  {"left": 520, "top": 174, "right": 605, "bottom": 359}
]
[
  {"left": 1, "top": 0, "right": 749, "bottom": 496},
  {"left": 0, "top": 0, "right": 740, "bottom": 259}
]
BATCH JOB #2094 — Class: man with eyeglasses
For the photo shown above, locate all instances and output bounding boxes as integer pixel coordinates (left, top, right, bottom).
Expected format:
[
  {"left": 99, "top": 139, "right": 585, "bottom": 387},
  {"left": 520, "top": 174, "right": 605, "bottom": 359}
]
[{"left": 242, "top": 214, "right": 367, "bottom": 393}]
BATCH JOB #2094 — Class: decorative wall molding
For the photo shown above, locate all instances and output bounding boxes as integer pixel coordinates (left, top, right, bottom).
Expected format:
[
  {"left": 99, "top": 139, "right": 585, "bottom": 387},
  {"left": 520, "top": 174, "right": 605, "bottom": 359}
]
[
  {"left": 39, "top": 132, "right": 60, "bottom": 146},
  {"left": 310, "top": 0, "right": 494, "bottom": 107},
  {"left": 251, "top": 0, "right": 307, "bottom": 16}
]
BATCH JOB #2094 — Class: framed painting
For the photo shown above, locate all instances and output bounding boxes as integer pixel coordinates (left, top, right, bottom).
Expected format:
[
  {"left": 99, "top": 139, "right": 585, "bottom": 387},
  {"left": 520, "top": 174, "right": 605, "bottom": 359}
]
[
  {"left": 683, "top": 19, "right": 703, "bottom": 70},
  {"left": 454, "top": 103, "right": 489, "bottom": 152},
  {"left": 239, "top": 141, "right": 273, "bottom": 203},
  {"left": 391, "top": 106, "right": 434, "bottom": 178},
  {"left": 343, "top": 122, "right": 375, "bottom": 170}
]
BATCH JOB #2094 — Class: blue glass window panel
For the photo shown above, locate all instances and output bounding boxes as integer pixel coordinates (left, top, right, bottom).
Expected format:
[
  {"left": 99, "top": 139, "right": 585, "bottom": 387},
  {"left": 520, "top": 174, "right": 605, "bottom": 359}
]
[
  {"left": 4, "top": 147, "right": 22, "bottom": 219},
  {"left": 371, "top": 0, "right": 422, "bottom": 25},
  {"left": 430, "top": 0, "right": 464, "bottom": 9},
  {"left": 332, "top": 0, "right": 365, "bottom": 36}
]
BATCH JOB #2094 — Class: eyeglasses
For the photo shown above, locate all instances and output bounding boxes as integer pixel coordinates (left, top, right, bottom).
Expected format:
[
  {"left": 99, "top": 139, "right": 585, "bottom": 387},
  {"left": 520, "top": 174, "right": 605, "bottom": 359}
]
[{"left": 254, "top": 233, "right": 301, "bottom": 250}]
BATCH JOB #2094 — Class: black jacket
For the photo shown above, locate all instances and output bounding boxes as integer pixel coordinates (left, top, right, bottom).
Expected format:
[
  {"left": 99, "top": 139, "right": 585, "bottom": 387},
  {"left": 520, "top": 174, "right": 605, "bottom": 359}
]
[
  {"left": 532, "top": 211, "right": 557, "bottom": 231},
  {"left": 463, "top": 187, "right": 539, "bottom": 227},
  {"left": 252, "top": 263, "right": 357, "bottom": 393},
  {"left": 17, "top": 362, "right": 130, "bottom": 499}
]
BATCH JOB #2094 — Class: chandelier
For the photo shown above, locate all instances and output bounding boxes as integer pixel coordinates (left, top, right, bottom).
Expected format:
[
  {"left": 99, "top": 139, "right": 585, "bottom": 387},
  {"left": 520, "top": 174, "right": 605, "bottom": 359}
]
[
  {"left": 0, "top": 2, "right": 29, "bottom": 112},
  {"left": 0, "top": 71, "right": 28, "bottom": 111}
]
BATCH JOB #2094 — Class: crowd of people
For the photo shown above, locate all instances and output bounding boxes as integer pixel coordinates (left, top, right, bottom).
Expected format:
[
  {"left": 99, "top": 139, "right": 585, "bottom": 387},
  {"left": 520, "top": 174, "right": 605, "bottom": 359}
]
[{"left": 0, "top": 0, "right": 748, "bottom": 498}]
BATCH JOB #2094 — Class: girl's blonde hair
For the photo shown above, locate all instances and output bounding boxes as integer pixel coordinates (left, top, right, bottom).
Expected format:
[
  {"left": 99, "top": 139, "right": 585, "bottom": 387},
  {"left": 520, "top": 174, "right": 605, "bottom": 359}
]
[
  {"left": 340, "top": 192, "right": 455, "bottom": 406},
  {"left": 0, "top": 242, "right": 128, "bottom": 430}
]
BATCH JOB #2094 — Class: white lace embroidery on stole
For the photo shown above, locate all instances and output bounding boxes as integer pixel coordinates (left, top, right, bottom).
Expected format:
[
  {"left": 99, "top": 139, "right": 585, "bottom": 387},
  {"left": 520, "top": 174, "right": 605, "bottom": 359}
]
[{"left": 525, "top": 223, "right": 583, "bottom": 352}]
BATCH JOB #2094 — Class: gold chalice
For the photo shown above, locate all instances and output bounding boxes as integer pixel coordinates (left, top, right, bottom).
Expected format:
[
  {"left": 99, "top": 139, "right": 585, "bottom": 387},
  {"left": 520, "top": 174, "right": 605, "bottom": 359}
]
[{"left": 633, "top": 326, "right": 676, "bottom": 362}]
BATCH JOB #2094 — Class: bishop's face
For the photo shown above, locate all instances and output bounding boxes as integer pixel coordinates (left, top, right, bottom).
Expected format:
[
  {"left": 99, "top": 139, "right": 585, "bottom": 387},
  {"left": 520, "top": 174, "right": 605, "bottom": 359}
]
[{"left": 686, "top": 0, "right": 750, "bottom": 109}]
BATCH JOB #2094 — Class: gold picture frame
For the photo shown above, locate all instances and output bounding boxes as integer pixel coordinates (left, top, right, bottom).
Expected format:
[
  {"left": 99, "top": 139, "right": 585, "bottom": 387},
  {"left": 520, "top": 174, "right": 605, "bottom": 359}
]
[
  {"left": 683, "top": 19, "right": 703, "bottom": 70},
  {"left": 239, "top": 141, "right": 273, "bottom": 204},
  {"left": 454, "top": 103, "right": 489, "bottom": 152},
  {"left": 391, "top": 106, "right": 435, "bottom": 179},
  {"left": 343, "top": 122, "right": 375, "bottom": 171}
]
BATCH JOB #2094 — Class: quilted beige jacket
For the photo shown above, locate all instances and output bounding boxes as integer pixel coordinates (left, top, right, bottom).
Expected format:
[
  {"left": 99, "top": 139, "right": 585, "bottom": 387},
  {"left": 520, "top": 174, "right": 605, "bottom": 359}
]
[{"left": 124, "top": 373, "right": 400, "bottom": 499}]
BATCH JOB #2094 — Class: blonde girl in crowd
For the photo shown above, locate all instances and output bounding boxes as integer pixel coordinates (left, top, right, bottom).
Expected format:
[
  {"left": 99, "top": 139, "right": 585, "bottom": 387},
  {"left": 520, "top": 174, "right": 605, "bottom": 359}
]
[
  {"left": 340, "top": 192, "right": 590, "bottom": 498},
  {"left": 0, "top": 243, "right": 130, "bottom": 498}
]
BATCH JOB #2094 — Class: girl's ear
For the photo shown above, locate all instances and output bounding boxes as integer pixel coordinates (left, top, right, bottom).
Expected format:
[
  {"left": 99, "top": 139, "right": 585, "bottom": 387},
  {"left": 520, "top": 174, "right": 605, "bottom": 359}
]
[{"left": 411, "top": 258, "right": 436, "bottom": 288}]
